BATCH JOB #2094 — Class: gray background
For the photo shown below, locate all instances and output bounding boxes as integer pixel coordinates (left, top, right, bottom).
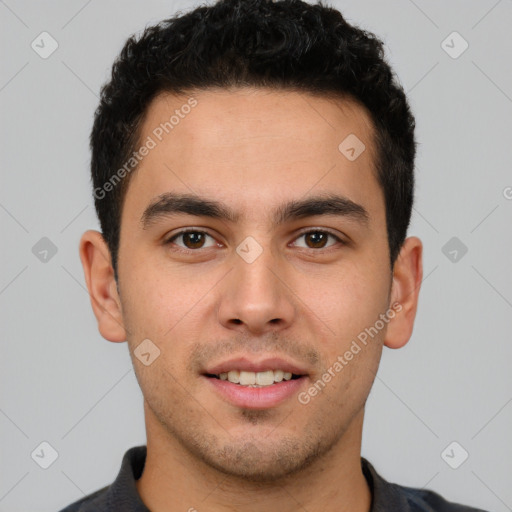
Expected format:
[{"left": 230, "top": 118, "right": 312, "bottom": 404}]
[{"left": 1, "top": 0, "right": 511, "bottom": 511}]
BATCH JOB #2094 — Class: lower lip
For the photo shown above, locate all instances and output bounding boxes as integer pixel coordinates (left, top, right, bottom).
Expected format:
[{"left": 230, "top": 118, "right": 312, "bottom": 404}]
[{"left": 204, "top": 376, "right": 307, "bottom": 409}]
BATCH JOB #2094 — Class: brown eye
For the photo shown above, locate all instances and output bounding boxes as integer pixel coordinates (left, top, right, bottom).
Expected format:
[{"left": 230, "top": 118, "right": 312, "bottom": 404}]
[
  {"left": 181, "top": 232, "right": 206, "bottom": 249},
  {"left": 304, "top": 232, "right": 328, "bottom": 248},
  {"left": 293, "top": 230, "right": 341, "bottom": 250},
  {"left": 166, "top": 230, "right": 216, "bottom": 250}
]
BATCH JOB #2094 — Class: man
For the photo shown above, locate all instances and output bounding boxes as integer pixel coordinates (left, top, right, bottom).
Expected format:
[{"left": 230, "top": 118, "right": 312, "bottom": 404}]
[{"left": 59, "top": 0, "right": 487, "bottom": 510}]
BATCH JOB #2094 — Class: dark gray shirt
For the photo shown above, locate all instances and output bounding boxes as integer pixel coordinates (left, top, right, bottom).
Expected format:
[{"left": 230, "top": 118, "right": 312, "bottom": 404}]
[{"left": 58, "top": 445, "right": 488, "bottom": 512}]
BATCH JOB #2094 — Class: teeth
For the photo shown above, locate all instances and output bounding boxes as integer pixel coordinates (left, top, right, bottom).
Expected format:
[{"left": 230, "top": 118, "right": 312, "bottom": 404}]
[
  {"left": 239, "top": 371, "right": 256, "bottom": 385},
  {"left": 256, "top": 370, "right": 274, "bottom": 386},
  {"left": 227, "top": 370, "right": 240, "bottom": 383},
  {"left": 274, "top": 370, "right": 284, "bottom": 382},
  {"left": 216, "top": 370, "right": 298, "bottom": 386}
]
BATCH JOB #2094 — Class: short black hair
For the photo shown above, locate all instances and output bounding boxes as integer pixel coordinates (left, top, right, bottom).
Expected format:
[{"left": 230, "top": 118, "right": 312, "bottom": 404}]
[{"left": 90, "top": 0, "right": 416, "bottom": 279}]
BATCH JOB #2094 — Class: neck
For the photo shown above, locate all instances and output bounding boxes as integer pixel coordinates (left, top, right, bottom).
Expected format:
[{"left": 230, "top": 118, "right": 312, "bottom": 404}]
[{"left": 136, "top": 406, "right": 372, "bottom": 512}]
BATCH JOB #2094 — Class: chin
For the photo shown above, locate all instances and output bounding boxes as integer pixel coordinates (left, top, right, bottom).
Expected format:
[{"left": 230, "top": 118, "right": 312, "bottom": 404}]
[{"left": 196, "top": 435, "right": 329, "bottom": 483}]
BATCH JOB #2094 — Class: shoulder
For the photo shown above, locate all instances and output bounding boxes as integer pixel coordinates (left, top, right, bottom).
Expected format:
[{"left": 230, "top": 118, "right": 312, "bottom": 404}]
[
  {"left": 398, "top": 483, "right": 489, "bottom": 511},
  {"left": 362, "top": 458, "right": 489, "bottom": 512},
  {"left": 57, "top": 484, "right": 110, "bottom": 512},
  {"left": 56, "top": 445, "right": 147, "bottom": 512}
]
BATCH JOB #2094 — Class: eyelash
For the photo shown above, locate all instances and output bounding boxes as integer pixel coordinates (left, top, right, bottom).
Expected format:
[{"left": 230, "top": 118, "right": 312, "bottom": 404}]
[{"left": 164, "top": 228, "right": 345, "bottom": 252}]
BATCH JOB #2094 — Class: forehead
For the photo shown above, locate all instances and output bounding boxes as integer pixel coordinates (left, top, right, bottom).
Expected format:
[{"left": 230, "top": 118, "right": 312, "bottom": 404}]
[{"left": 124, "top": 87, "right": 382, "bottom": 225}]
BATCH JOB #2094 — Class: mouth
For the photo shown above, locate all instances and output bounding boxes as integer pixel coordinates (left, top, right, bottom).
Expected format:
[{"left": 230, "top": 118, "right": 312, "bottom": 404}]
[
  {"left": 205, "top": 370, "right": 303, "bottom": 387},
  {"left": 202, "top": 358, "right": 309, "bottom": 409}
]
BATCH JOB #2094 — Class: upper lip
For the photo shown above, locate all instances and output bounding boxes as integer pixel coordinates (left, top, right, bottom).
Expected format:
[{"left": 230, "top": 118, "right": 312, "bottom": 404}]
[{"left": 204, "top": 356, "right": 309, "bottom": 376}]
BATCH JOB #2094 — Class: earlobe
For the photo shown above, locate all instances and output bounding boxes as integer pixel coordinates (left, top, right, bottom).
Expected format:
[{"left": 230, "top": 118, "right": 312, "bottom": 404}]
[
  {"left": 79, "top": 230, "right": 127, "bottom": 343},
  {"left": 384, "top": 236, "right": 423, "bottom": 349}
]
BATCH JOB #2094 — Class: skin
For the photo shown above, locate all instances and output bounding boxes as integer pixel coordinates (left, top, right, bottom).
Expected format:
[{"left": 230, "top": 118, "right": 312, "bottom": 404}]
[{"left": 80, "top": 88, "right": 422, "bottom": 512}]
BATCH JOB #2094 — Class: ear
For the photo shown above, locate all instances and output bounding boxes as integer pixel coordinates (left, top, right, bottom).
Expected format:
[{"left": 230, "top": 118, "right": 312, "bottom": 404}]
[
  {"left": 79, "top": 230, "right": 127, "bottom": 342},
  {"left": 384, "top": 236, "right": 423, "bottom": 349}
]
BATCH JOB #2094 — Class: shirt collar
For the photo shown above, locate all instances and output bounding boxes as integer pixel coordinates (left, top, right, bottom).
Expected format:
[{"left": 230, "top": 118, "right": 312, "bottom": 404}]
[{"left": 361, "top": 456, "right": 412, "bottom": 510}]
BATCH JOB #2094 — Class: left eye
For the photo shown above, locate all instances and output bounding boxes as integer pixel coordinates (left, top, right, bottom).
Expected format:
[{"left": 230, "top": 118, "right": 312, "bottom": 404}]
[{"left": 292, "top": 230, "right": 341, "bottom": 249}]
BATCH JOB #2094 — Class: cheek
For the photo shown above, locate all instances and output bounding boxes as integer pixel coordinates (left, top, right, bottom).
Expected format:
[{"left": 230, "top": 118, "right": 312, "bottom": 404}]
[
  {"left": 300, "top": 263, "right": 390, "bottom": 345},
  {"left": 119, "top": 269, "right": 216, "bottom": 385},
  {"left": 317, "top": 271, "right": 387, "bottom": 407},
  {"left": 120, "top": 278, "right": 204, "bottom": 395},
  {"left": 120, "top": 265, "right": 205, "bottom": 336},
  {"left": 297, "top": 337, "right": 382, "bottom": 435}
]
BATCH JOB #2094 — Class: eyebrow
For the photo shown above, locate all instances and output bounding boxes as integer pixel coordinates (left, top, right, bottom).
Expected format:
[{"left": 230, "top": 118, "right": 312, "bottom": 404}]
[{"left": 141, "top": 192, "right": 369, "bottom": 229}]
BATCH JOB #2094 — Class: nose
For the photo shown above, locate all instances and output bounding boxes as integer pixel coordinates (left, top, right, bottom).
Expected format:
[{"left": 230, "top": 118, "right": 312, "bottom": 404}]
[{"left": 217, "top": 244, "right": 296, "bottom": 335}]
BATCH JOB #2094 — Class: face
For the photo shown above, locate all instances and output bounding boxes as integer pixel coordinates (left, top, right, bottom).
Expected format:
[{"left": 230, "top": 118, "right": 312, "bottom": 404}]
[{"left": 107, "top": 88, "right": 398, "bottom": 480}]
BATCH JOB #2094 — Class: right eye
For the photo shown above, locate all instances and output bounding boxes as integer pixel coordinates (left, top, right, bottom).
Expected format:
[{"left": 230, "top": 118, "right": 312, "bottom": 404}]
[{"left": 165, "top": 229, "right": 219, "bottom": 251}]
